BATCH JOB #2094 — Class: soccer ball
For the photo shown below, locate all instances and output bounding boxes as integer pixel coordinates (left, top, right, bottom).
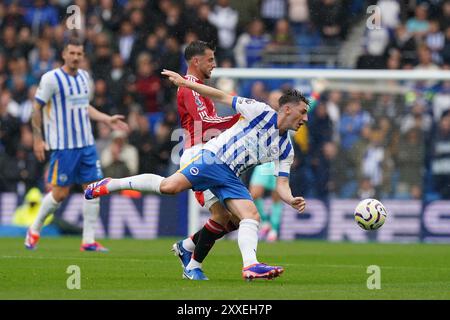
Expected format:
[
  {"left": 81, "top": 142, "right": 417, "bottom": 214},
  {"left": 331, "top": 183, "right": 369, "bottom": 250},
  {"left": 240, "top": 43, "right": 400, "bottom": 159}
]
[{"left": 354, "top": 198, "right": 387, "bottom": 230}]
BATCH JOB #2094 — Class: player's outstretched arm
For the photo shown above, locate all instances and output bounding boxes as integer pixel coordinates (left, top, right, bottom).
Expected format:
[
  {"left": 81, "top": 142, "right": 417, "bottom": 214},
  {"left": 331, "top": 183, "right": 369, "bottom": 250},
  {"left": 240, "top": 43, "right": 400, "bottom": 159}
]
[
  {"left": 276, "top": 176, "right": 306, "bottom": 213},
  {"left": 162, "top": 69, "right": 234, "bottom": 107},
  {"left": 31, "top": 101, "right": 46, "bottom": 162},
  {"left": 87, "top": 105, "right": 129, "bottom": 132}
]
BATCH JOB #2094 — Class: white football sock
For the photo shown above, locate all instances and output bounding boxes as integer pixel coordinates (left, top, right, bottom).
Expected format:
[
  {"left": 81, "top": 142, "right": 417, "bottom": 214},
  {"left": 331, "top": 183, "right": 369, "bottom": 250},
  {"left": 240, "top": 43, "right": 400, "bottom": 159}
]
[
  {"left": 82, "top": 197, "right": 100, "bottom": 244},
  {"left": 30, "top": 192, "right": 60, "bottom": 233},
  {"left": 238, "top": 219, "right": 260, "bottom": 268},
  {"left": 107, "top": 174, "right": 163, "bottom": 194},
  {"left": 182, "top": 237, "right": 195, "bottom": 252},
  {"left": 186, "top": 258, "right": 202, "bottom": 271}
]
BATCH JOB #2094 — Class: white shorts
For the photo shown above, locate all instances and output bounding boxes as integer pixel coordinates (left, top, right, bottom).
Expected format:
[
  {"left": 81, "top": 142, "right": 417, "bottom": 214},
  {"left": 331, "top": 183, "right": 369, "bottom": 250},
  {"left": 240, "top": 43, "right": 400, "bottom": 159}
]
[{"left": 179, "top": 144, "right": 219, "bottom": 210}]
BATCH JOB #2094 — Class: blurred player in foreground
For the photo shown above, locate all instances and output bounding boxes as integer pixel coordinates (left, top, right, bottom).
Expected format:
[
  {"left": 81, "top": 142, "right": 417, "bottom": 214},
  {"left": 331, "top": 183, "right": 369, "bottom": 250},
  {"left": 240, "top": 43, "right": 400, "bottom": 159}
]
[
  {"left": 25, "top": 38, "right": 128, "bottom": 251},
  {"left": 172, "top": 40, "right": 241, "bottom": 280},
  {"left": 85, "top": 69, "right": 309, "bottom": 281}
]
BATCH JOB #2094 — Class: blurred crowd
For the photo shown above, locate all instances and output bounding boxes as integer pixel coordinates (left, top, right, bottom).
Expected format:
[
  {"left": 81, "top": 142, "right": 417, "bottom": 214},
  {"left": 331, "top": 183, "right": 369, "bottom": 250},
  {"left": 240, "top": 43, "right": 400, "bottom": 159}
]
[{"left": 0, "top": 0, "right": 449, "bottom": 202}]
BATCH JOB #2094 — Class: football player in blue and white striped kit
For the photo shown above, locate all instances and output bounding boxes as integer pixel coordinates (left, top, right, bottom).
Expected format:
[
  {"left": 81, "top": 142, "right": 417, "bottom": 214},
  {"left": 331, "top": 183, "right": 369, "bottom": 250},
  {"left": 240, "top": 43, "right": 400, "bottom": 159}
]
[
  {"left": 25, "top": 38, "right": 128, "bottom": 251},
  {"left": 85, "top": 69, "right": 308, "bottom": 281}
]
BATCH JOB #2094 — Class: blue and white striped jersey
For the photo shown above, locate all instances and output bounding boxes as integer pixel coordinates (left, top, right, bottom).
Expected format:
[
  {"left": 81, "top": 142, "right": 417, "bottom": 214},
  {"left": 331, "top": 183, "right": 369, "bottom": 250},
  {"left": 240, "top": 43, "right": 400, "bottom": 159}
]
[
  {"left": 35, "top": 68, "right": 95, "bottom": 150},
  {"left": 203, "top": 96, "right": 294, "bottom": 177}
]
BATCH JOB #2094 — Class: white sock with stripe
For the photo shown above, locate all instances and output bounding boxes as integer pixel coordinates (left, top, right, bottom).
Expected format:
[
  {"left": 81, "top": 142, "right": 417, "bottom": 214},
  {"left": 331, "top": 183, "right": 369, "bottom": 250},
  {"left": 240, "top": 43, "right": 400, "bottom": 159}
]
[
  {"left": 182, "top": 238, "right": 195, "bottom": 252},
  {"left": 107, "top": 174, "right": 163, "bottom": 194},
  {"left": 238, "top": 219, "right": 260, "bottom": 268},
  {"left": 82, "top": 197, "right": 99, "bottom": 244},
  {"left": 30, "top": 192, "right": 60, "bottom": 233}
]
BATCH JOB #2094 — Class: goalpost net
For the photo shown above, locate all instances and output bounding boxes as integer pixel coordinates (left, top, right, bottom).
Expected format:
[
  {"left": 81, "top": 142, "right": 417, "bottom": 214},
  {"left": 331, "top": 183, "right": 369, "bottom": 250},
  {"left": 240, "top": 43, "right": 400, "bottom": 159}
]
[{"left": 186, "top": 68, "right": 450, "bottom": 243}]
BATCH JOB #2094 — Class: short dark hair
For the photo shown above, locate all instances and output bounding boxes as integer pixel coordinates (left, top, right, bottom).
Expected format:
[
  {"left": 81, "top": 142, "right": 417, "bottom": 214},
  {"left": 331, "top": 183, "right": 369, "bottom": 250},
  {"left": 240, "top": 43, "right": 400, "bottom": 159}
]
[
  {"left": 279, "top": 89, "right": 309, "bottom": 109},
  {"left": 63, "top": 37, "right": 84, "bottom": 49},
  {"left": 184, "top": 40, "right": 215, "bottom": 61}
]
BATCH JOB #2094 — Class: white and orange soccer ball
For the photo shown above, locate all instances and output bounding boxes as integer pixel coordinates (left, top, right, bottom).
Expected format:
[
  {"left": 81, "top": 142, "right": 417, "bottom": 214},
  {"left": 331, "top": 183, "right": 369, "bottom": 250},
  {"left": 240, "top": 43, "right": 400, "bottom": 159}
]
[{"left": 354, "top": 198, "right": 387, "bottom": 230}]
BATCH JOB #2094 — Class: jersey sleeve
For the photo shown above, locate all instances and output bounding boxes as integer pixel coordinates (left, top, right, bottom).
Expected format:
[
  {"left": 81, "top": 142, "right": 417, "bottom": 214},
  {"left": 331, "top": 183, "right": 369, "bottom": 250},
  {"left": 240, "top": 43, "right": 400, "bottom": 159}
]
[
  {"left": 83, "top": 71, "right": 95, "bottom": 102},
  {"left": 35, "top": 72, "right": 56, "bottom": 106},
  {"left": 182, "top": 87, "right": 240, "bottom": 131},
  {"left": 274, "top": 140, "right": 294, "bottom": 177},
  {"left": 231, "top": 96, "right": 273, "bottom": 120}
]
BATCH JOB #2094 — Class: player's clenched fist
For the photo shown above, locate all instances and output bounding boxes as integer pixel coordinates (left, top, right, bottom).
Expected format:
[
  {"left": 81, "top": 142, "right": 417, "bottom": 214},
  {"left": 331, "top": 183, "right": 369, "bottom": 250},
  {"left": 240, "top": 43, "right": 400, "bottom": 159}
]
[{"left": 290, "top": 197, "right": 306, "bottom": 213}]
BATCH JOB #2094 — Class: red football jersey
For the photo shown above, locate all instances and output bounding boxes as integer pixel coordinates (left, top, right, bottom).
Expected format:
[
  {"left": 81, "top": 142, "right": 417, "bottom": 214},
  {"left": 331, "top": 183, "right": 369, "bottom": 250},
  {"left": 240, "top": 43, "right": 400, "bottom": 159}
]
[{"left": 177, "top": 75, "right": 240, "bottom": 148}]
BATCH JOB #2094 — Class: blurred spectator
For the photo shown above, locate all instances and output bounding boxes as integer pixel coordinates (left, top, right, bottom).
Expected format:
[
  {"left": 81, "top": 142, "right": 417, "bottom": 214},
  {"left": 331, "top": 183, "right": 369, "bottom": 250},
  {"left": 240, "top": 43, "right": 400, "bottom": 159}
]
[
  {"left": 360, "top": 129, "right": 386, "bottom": 197},
  {"left": 425, "top": 20, "right": 445, "bottom": 64},
  {"left": 105, "top": 53, "right": 132, "bottom": 114},
  {"left": 385, "top": 24, "right": 417, "bottom": 66},
  {"left": 188, "top": 3, "right": 218, "bottom": 46},
  {"left": 92, "top": 78, "right": 114, "bottom": 114},
  {"left": 439, "top": 0, "right": 450, "bottom": 31},
  {"left": 91, "top": 32, "right": 113, "bottom": 80},
  {"left": 0, "top": 90, "right": 21, "bottom": 157},
  {"left": 95, "top": 122, "right": 112, "bottom": 158},
  {"left": 128, "top": 112, "right": 159, "bottom": 174},
  {"left": 432, "top": 77, "right": 450, "bottom": 121},
  {"left": 234, "top": 19, "right": 270, "bottom": 68},
  {"left": 377, "top": 0, "right": 401, "bottom": 31},
  {"left": 229, "top": 0, "right": 260, "bottom": 33},
  {"left": 288, "top": 0, "right": 310, "bottom": 34},
  {"left": 24, "top": 0, "right": 59, "bottom": 36},
  {"left": 152, "top": 121, "right": 178, "bottom": 176},
  {"left": 208, "top": 0, "right": 239, "bottom": 62},
  {"left": 94, "top": 0, "right": 123, "bottom": 32},
  {"left": 310, "top": 0, "right": 347, "bottom": 44},
  {"left": 324, "top": 91, "right": 341, "bottom": 143},
  {"left": 309, "top": 102, "right": 333, "bottom": 197},
  {"left": 2, "top": 25, "right": 22, "bottom": 59},
  {"left": 265, "top": 18, "right": 295, "bottom": 55},
  {"left": 406, "top": 3, "right": 430, "bottom": 40},
  {"left": 12, "top": 187, "right": 51, "bottom": 227},
  {"left": 103, "top": 138, "right": 131, "bottom": 178},
  {"left": 396, "top": 128, "right": 424, "bottom": 199},
  {"left": 357, "top": 177, "right": 376, "bottom": 199},
  {"left": 430, "top": 112, "right": 450, "bottom": 199},
  {"left": 29, "top": 40, "right": 56, "bottom": 80},
  {"left": 164, "top": 2, "right": 187, "bottom": 43},
  {"left": 117, "top": 19, "right": 136, "bottom": 64},
  {"left": 250, "top": 81, "right": 269, "bottom": 102},
  {"left": 339, "top": 99, "right": 372, "bottom": 151},
  {"left": 442, "top": 26, "right": 450, "bottom": 64},
  {"left": 132, "top": 52, "right": 163, "bottom": 115},
  {"left": 101, "top": 130, "right": 139, "bottom": 176},
  {"left": 1, "top": 2, "right": 26, "bottom": 30},
  {"left": 400, "top": 101, "right": 433, "bottom": 134},
  {"left": 260, "top": 0, "right": 287, "bottom": 33},
  {"left": 19, "top": 85, "right": 38, "bottom": 123}
]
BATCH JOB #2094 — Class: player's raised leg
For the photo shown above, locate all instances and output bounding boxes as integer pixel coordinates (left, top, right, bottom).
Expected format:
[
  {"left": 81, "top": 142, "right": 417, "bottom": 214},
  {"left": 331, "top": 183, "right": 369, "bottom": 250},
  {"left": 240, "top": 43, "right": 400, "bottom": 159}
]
[{"left": 85, "top": 173, "right": 193, "bottom": 199}]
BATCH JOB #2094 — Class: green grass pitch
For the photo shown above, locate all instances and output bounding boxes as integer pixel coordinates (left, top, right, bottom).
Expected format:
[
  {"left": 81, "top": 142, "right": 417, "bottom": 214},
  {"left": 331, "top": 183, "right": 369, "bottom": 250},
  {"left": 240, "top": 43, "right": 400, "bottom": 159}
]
[{"left": 1, "top": 237, "right": 449, "bottom": 300}]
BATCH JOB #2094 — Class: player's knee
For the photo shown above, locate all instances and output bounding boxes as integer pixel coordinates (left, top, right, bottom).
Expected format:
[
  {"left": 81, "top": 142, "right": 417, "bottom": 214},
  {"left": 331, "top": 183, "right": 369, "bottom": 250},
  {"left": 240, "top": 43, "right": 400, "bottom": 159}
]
[
  {"left": 244, "top": 210, "right": 260, "bottom": 223},
  {"left": 52, "top": 189, "right": 69, "bottom": 202},
  {"left": 159, "top": 179, "right": 179, "bottom": 195}
]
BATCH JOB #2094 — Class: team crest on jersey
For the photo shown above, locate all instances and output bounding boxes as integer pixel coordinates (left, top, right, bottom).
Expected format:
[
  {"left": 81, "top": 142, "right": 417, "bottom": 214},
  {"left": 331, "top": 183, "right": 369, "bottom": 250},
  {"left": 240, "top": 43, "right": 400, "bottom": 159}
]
[
  {"left": 59, "top": 174, "right": 68, "bottom": 183},
  {"left": 194, "top": 96, "right": 205, "bottom": 111},
  {"left": 269, "top": 146, "right": 280, "bottom": 157},
  {"left": 189, "top": 167, "right": 199, "bottom": 176}
]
